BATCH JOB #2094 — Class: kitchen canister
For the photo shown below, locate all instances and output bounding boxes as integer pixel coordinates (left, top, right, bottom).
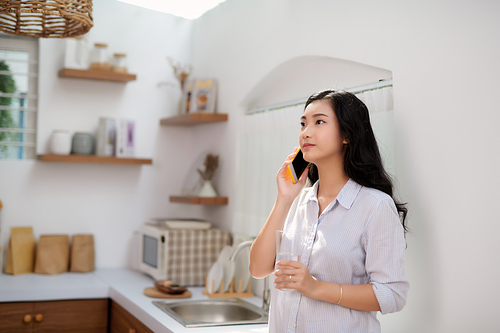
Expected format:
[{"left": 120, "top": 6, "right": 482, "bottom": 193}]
[
  {"left": 111, "top": 53, "right": 128, "bottom": 73},
  {"left": 50, "top": 130, "right": 72, "bottom": 155},
  {"left": 89, "top": 43, "right": 110, "bottom": 71},
  {"left": 64, "top": 37, "right": 90, "bottom": 70},
  {"left": 72, "top": 132, "right": 94, "bottom": 155}
]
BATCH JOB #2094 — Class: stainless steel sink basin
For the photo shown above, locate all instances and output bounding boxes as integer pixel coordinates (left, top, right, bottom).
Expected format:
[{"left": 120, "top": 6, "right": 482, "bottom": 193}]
[{"left": 153, "top": 298, "right": 269, "bottom": 328}]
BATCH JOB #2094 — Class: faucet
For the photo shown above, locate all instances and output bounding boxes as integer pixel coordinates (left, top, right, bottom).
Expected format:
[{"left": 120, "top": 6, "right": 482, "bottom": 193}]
[{"left": 230, "top": 240, "right": 271, "bottom": 312}]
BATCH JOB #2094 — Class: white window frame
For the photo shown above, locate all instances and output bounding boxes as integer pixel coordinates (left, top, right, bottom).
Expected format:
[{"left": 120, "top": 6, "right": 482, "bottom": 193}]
[{"left": 0, "top": 35, "right": 39, "bottom": 160}]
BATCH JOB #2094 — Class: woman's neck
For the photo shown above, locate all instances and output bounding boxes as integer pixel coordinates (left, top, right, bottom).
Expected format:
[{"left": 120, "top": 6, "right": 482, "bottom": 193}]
[{"left": 316, "top": 158, "right": 349, "bottom": 201}]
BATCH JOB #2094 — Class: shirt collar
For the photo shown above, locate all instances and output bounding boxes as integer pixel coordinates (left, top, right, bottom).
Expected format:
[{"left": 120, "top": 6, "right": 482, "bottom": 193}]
[
  {"left": 304, "top": 178, "right": 361, "bottom": 210},
  {"left": 336, "top": 178, "right": 361, "bottom": 209},
  {"left": 303, "top": 181, "right": 320, "bottom": 204}
]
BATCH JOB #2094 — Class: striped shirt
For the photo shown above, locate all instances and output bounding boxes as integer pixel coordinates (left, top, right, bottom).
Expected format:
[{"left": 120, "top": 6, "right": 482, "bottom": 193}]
[{"left": 269, "top": 179, "right": 409, "bottom": 333}]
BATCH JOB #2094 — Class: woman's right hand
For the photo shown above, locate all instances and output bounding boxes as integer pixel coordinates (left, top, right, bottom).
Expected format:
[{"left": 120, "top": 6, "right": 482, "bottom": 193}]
[
  {"left": 276, "top": 148, "right": 309, "bottom": 202},
  {"left": 250, "top": 148, "right": 308, "bottom": 279}
]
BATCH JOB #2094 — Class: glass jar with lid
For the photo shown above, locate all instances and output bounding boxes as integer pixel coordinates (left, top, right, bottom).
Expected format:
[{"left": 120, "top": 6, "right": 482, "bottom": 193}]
[
  {"left": 111, "top": 53, "right": 128, "bottom": 73},
  {"left": 89, "top": 43, "right": 110, "bottom": 71}
]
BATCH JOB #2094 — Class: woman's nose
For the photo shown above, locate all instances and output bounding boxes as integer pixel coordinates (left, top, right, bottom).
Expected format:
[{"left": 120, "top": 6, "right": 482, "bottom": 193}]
[{"left": 301, "top": 126, "right": 311, "bottom": 138}]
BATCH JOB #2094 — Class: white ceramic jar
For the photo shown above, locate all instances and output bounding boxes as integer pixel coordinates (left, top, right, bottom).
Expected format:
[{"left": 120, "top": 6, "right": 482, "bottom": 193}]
[
  {"left": 50, "top": 130, "right": 72, "bottom": 155},
  {"left": 64, "top": 37, "right": 90, "bottom": 70}
]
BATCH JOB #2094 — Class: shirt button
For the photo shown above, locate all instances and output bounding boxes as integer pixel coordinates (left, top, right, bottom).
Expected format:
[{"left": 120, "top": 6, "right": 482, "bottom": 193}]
[
  {"left": 291, "top": 323, "right": 295, "bottom": 328},
  {"left": 295, "top": 297, "right": 299, "bottom": 302},
  {"left": 307, "top": 247, "right": 311, "bottom": 251}
]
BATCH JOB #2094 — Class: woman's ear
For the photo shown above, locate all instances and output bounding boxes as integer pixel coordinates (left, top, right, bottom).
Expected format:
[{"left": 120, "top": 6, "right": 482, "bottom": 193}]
[{"left": 343, "top": 137, "right": 349, "bottom": 144}]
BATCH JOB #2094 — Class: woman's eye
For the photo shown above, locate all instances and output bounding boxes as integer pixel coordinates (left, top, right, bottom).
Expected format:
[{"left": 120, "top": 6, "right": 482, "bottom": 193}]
[
  {"left": 300, "top": 122, "right": 305, "bottom": 127},
  {"left": 316, "top": 119, "right": 325, "bottom": 124}
]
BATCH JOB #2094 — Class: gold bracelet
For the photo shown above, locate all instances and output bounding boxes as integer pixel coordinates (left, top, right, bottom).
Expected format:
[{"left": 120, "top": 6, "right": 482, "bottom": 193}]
[{"left": 336, "top": 284, "right": 343, "bottom": 305}]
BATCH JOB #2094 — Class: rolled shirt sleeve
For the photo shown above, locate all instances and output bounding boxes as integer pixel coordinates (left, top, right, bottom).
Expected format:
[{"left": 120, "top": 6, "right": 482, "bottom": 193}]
[{"left": 364, "top": 198, "right": 409, "bottom": 314}]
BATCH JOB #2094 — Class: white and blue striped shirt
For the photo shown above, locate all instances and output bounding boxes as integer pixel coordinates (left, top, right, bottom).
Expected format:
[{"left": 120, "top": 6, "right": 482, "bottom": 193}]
[{"left": 269, "top": 179, "right": 409, "bottom": 333}]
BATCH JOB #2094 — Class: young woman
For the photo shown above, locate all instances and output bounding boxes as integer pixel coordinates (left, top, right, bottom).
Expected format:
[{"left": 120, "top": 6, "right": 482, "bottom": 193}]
[{"left": 249, "top": 90, "right": 409, "bottom": 332}]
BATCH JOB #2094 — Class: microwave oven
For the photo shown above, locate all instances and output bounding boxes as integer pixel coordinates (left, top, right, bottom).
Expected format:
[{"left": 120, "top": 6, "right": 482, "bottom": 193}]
[
  {"left": 138, "top": 223, "right": 168, "bottom": 281},
  {"left": 137, "top": 222, "right": 231, "bottom": 285}
]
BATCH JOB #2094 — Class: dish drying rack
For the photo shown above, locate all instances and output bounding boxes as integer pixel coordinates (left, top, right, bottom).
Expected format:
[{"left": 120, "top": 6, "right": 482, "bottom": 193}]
[{"left": 203, "top": 276, "right": 253, "bottom": 298}]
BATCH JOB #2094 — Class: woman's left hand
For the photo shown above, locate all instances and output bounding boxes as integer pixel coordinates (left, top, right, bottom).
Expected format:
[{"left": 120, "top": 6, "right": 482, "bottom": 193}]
[{"left": 274, "top": 260, "right": 319, "bottom": 298}]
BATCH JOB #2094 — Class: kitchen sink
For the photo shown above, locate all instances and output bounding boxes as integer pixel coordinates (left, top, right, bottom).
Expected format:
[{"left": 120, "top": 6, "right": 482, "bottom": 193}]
[{"left": 153, "top": 298, "right": 269, "bottom": 328}]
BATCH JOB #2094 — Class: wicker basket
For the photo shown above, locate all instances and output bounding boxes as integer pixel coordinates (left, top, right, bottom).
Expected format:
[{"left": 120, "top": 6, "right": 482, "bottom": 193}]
[{"left": 0, "top": 0, "right": 93, "bottom": 38}]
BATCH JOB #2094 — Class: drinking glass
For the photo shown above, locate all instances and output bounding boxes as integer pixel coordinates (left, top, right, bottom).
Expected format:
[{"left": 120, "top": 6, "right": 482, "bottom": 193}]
[{"left": 275, "top": 230, "right": 304, "bottom": 291}]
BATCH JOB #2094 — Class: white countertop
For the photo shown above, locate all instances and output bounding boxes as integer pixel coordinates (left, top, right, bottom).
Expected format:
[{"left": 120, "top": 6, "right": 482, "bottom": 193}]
[{"left": 0, "top": 268, "right": 269, "bottom": 333}]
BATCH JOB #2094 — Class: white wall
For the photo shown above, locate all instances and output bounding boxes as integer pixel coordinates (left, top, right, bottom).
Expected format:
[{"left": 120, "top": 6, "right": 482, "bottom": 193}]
[
  {"left": 191, "top": 0, "right": 500, "bottom": 332},
  {"left": 1, "top": 0, "right": 500, "bottom": 332}
]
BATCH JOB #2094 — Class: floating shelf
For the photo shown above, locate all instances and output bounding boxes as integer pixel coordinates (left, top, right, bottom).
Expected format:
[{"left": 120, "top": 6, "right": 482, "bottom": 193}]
[
  {"left": 58, "top": 68, "right": 137, "bottom": 82},
  {"left": 38, "top": 154, "right": 152, "bottom": 166},
  {"left": 160, "top": 113, "right": 228, "bottom": 126},
  {"left": 170, "top": 196, "right": 228, "bottom": 206}
]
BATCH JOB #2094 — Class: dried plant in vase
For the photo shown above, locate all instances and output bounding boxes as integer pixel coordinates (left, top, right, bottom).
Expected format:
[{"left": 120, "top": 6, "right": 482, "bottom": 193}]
[
  {"left": 167, "top": 56, "right": 193, "bottom": 91},
  {"left": 197, "top": 154, "right": 219, "bottom": 197},
  {"left": 197, "top": 154, "right": 219, "bottom": 181}
]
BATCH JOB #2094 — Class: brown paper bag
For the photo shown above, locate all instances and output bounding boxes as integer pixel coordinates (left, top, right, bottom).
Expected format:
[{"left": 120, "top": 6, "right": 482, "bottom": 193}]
[
  {"left": 34, "top": 235, "right": 69, "bottom": 275},
  {"left": 69, "top": 234, "right": 95, "bottom": 273},
  {"left": 5, "top": 227, "right": 36, "bottom": 275}
]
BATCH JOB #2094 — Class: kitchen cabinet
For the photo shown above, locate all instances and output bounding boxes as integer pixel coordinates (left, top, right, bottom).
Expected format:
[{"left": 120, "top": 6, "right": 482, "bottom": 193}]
[
  {"left": 0, "top": 269, "right": 268, "bottom": 333},
  {"left": 0, "top": 299, "right": 108, "bottom": 333},
  {"left": 109, "top": 300, "right": 153, "bottom": 333},
  {"left": 58, "top": 68, "right": 137, "bottom": 82}
]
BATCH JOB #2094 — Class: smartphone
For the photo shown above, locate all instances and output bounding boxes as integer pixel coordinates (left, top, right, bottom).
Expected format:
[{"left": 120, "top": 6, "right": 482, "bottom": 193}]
[{"left": 286, "top": 149, "right": 309, "bottom": 184}]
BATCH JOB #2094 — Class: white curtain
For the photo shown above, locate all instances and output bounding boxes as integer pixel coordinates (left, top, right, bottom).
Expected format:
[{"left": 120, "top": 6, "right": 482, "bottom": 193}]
[
  {"left": 355, "top": 86, "right": 395, "bottom": 177},
  {"left": 234, "top": 104, "right": 304, "bottom": 237},
  {"left": 234, "top": 86, "right": 394, "bottom": 237}
]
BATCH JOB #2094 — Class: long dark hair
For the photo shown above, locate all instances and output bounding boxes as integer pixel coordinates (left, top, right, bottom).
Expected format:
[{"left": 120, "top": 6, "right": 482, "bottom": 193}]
[{"left": 305, "top": 90, "right": 408, "bottom": 233}]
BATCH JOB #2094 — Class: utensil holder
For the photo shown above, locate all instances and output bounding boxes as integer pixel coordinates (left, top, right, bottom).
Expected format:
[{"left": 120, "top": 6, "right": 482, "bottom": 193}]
[{"left": 203, "top": 276, "right": 253, "bottom": 298}]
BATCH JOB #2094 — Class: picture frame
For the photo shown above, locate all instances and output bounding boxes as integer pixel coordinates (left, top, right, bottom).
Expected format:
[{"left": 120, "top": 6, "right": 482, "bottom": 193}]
[
  {"left": 116, "top": 118, "right": 135, "bottom": 158},
  {"left": 189, "top": 78, "right": 217, "bottom": 113},
  {"left": 180, "top": 80, "right": 194, "bottom": 114}
]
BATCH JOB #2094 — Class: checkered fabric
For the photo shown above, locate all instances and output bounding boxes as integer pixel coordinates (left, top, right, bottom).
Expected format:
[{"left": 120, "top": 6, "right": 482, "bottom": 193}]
[{"left": 165, "top": 228, "right": 231, "bottom": 286}]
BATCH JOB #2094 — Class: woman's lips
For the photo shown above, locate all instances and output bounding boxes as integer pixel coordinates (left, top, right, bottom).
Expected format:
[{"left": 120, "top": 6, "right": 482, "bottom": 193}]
[{"left": 302, "top": 143, "right": 315, "bottom": 149}]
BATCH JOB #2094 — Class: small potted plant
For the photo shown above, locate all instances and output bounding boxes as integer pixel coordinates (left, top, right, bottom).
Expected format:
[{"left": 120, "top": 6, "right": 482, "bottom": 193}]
[{"left": 197, "top": 154, "right": 219, "bottom": 197}]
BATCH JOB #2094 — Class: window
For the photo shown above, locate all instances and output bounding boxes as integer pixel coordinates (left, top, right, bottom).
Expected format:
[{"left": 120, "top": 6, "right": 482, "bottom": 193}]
[{"left": 0, "top": 36, "right": 39, "bottom": 160}]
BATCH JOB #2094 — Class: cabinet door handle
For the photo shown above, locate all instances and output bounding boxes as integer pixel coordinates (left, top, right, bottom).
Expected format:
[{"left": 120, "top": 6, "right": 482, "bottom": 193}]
[
  {"left": 23, "top": 314, "right": 32, "bottom": 323},
  {"left": 35, "top": 314, "right": 44, "bottom": 322}
]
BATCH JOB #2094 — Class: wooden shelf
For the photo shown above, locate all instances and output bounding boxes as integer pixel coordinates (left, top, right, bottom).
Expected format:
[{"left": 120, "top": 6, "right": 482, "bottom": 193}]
[
  {"left": 38, "top": 154, "right": 152, "bottom": 165},
  {"left": 163, "top": 113, "right": 228, "bottom": 206},
  {"left": 170, "top": 196, "right": 228, "bottom": 206},
  {"left": 160, "top": 113, "right": 228, "bottom": 126},
  {"left": 58, "top": 68, "right": 137, "bottom": 82}
]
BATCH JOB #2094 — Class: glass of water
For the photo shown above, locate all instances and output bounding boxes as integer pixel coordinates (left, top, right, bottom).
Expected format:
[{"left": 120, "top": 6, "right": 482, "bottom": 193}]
[{"left": 275, "top": 230, "right": 304, "bottom": 291}]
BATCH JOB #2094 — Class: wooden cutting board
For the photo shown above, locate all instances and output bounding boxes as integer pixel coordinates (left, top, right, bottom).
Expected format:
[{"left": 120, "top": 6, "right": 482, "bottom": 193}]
[{"left": 143, "top": 287, "right": 192, "bottom": 299}]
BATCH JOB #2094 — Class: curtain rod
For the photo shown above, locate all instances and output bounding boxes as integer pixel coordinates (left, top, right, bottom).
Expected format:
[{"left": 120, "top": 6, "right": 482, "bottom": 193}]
[
  {"left": 247, "top": 79, "right": 393, "bottom": 115},
  {"left": 345, "top": 79, "right": 393, "bottom": 94}
]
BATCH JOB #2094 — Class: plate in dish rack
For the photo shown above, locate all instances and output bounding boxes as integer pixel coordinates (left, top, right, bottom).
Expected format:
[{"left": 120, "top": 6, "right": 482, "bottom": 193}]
[
  {"left": 233, "top": 245, "right": 251, "bottom": 292},
  {"left": 218, "top": 245, "right": 235, "bottom": 292},
  {"left": 207, "top": 260, "right": 223, "bottom": 293}
]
